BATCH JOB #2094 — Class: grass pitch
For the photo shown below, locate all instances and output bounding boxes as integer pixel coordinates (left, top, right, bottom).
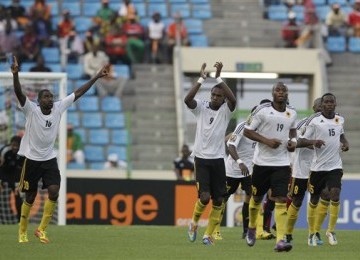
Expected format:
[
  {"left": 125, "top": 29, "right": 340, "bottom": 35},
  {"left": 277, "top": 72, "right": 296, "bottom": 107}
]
[{"left": 1, "top": 225, "right": 359, "bottom": 260}]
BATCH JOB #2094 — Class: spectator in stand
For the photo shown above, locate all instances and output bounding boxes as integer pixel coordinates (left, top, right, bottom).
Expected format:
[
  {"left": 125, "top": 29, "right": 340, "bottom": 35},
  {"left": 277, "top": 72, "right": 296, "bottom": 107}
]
[
  {"left": 83, "top": 45, "right": 109, "bottom": 79},
  {"left": 281, "top": 12, "right": 300, "bottom": 48},
  {"left": 31, "top": 10, "right": 53, "bottom": 47},
  {"left": 104, "top": 153, "right": 127, "bottom": 170},
  {"left": 173, "top": 144, "right": 194, "bottom": 181},
  {"left": 29, "top": 55, "right": 51, "bottom": 72},
  {"left": 59, "top": 30, "right": 84, "bottom": 67},
  {"left": 83, "top": 30, "right": 100, "bottom": 54},
  {"left": 348, "top": 0, "right": 360, "bottom": 37},
  {"left": 98, "top": 12, "right": 123, "bottom": 43},
  {"left": 93, "top": 0, "right": 115, "bottom": 32},
  {"left": 95, "top": 64, "right": 127, "bottom": 98},
  {"left": 18, "top": 24, "right": 40, "bottom": 63},
  {"left": 6, "top": 0, "right": 29, "bottom": 29},
  {"left": 295, "top": 0, "right": 319, "bottom": 48},
  {"left": 29, "top": 0, "right": 51, "bottom": 22},
  {"left": 122, "top": 13, "right": 145, "bottom": 63},
  {"left": 118, "top": 0, "right": 137, "bottom": 22},
  {"left": 326, "top": 4, "right": 348, "bottom": 37},
  {"left": 0, "top": 8, "right": 20, "bottom": 57},
  {"left": 67, "top": 124, "right": 85, "bottom": 165},
  {"left": 147, "top": 12, "right": 165, "bottom": 64},
  {"left": 166, "top": 13, "right": 190, "bottom": 64},
  {"left": 57, "top": 10, "right": 74, "bottom": 40}
]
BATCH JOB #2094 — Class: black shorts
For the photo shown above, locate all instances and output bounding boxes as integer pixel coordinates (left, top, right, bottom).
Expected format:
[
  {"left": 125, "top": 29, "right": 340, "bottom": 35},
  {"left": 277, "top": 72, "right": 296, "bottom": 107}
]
[
  {"left": 194, "top": 157, "right": 226, "bottom": 200},
  {"left": 251, "top": 164, "right": 291, "bottom": 198},
  {"left": 288, "top": 177, "right": 308, "bottom": 199},
  {"left": 226, "top": 176, "right": 252, "bottom": 200},
  {"left": 19, "top": 157, "right": 61, "bottom": 192},
  {"left": 308, "top": 169, "right": 343, "bottom": 196}
]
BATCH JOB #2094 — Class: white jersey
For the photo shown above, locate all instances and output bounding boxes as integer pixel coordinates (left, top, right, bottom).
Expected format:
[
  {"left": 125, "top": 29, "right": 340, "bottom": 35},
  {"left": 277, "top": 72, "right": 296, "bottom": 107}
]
[
  {"left": 245, "top": 102, "right": 297, "bottom": 166},
  {"left": 300, "top": 112, "right": 344, "bottom": 171},
  {"left": 189, "top": 99, "right": 233, "bottom": 159},
  {"left": 291, "top": 118, "right": 314, "bottom": 179},
  {"left": 225, "top": 121, "right": 256, "bottom": 178},
  {"left": 18, "top": 93, "right": 75, "bottom": 161}
]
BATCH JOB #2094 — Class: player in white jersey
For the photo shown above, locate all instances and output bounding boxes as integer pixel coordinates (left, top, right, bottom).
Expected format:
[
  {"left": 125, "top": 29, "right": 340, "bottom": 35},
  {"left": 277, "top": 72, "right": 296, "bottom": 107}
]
[
  {"left": 185, "top": 62, "right": 236, "bottom": 246},
  {"left": 11, "top": 56, "right": 110, "bottom": 244},
  {"left": 284, "top": 98, "right": 322, "bottom": 244},
  {"left": 243, "top": 82, "right": 297, "bottom": 252},
  {"left": 298, "top": 93, "right": 349, "bottom": 246}
]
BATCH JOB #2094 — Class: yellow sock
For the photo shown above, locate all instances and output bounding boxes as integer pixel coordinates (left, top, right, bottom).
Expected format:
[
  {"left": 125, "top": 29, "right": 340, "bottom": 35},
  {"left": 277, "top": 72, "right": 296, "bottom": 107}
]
[
  {"left": 204, "top": 204, "right": 222, "bottom": 237},
  {"left": 19, "top": 201, "right": 32, "bottom": 234},
  {"left": 213, "top": 202, "right": 226, "bottom": 233},
  {"left": 192, "top": 200, "right": 206, "bottom": 224},
  {"left": 285, "top": 203, "right": 300, "bottom": 235},
  {"left": 307, "top": 202, "right": 317, "bottom": 234},
  {"left": 314, "top": 198, "right": 329, "bottom": 232},
  {"left": 38, "top": 199, "right": 57, "bottom": 231},
  {"left": 274, "top": 202, "right": 287, "bottom": 243},
  {"left": 248, "top": 197, "right": 261, "bottom": 229},
  {"left": 327, "top": 200, "right": 340, "bottom": 233}
]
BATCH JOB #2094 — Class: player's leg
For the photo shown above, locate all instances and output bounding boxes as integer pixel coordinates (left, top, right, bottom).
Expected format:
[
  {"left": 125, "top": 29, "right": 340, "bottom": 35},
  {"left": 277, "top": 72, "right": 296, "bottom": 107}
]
[
  {"left": 241, "top": 176, "right": 251, "bottom": 239},
  {"left": 259, "top": 193, "right": 276, "bottom": 240},
  {"left": 314, "top": 187, "right": 330, "bottom": 245},
  {"left": 203, "top": 159, "right": 227, "bottom": 245}
]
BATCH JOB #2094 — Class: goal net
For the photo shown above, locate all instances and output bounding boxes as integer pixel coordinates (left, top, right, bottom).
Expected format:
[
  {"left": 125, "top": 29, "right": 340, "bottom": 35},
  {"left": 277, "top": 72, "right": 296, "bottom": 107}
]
[{"left": 0, "top": 72, "right": 67, "bottom": 225}]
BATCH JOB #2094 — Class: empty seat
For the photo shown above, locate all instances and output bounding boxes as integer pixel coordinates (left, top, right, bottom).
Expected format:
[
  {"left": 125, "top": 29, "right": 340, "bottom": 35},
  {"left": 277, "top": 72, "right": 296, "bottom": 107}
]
[
  {"left": 134, "top": 3, "right": 146, "bottom": 17},
  {"left": 78, "top": 96, "right": 99, "bottom": 111},
  {"left": 316, "top": 5, "right": 331, "bottom": 21},
  {"left": 67, "top": 111, "right": 80, "bottom": 127},
  {"left": 82, "top": 112, "right": 103, "bottom": 128},
  {"left": 41, "top": 47, "right": 60, "bottom": 63},
  {"left": 89, "top": 129, "right": 110, "bottom": 145},
  {"left": 312, "top": 0, "right": 326, "bottom": 5},
  {"left": 113, "top": 64, "right": 130, "bottom": 79},
  {"left": 74, "top": 79, "right": 96, "bottom": 96},
  {"left": 89, "top": 162, "right": 105, "bottom": 170},
  {"left": 169, "top": 0, "right": 187, "bottom": 3},
  {"left": 107, "top": 145, "right": 127, "bottom": 161},
  {"left": 349, "top": 37, "right": 360, "bottom": 53},
  {"left": 111, "top": 129, "right": 129, "bottom": 145},
  {"left": 148, "top": 3, "right": 168, "bottom": 17},
  {"left": 20, "top": 62, "right": 36, "bottom": 72},
  {"left": 48, "top": 63, "right": 62, "bottom": 72},
  {"left": 105, "top": 113, "right": 125, "bottom": 129},
  {"left": 170, "top": 3, "right": 190, "bottom": 18},
  {"left": 184, "top": 19, "right": 203, "bottom": 34},
  {"left": 268, "top": 5, "right": 287, "bottom": 21},
  {"left": 101, "top": 96, "right": 122, "bottom": 112},
  {"left": 189, "top": 34, "right": 208, "bottom": 47},
  {"left": 191, "top": 4, "right": 212, "bottom": 19},
  {"left": 326, "top": 36, "right": 346, "bottom": 53},
  {"left": 65, "top": 64, "right": 84, "bottom": 80},
  {"left": 83, "top": 2, "right": 101, "bottom": 16},
  {"left": 190, "top": 0, "right": 208, "bottom": 3},
  {"left": 328, "top": 0, "right": 347, "bottom": 5},
  {"left": 74, "top": 17, "right": 93, "bottom": 33},
  {"left": 67, "top": 162, "right": 85, "bottom": 169},
  {"left": 84, "top": 145, "right": 105, "bottom": 162},
  {"left": 62, "top": 2, "right": 81, "bottom": 16},
  {"left": 147, "top": 0, "right": 166, "bottom": 3},
  {"left": 292, "top": 5, "right": 304, "bottom": 22},
  {"left": 50, "top": 2, "right": 59, "bottom": 16},
  {"left": 74, "top": 128, "right": 87, "bottom": 143}
]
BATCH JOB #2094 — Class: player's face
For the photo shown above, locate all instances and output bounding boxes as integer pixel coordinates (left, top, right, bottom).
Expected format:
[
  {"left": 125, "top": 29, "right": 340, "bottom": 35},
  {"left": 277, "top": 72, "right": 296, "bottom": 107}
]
[
  {"left": 210, "top": 87, "right": 225, "bottom": 108},
  {"left": 272, "top": 84, "right": 288, "bottom": 103},
  {"left": 10, "top": 141, "right": 20, "bottom": 153},
  {"left": 321, "top": 95, "right": 336, "bottom": 115},
  {"left": 39, "top": 91, "right": 54, "bottom": 110}
]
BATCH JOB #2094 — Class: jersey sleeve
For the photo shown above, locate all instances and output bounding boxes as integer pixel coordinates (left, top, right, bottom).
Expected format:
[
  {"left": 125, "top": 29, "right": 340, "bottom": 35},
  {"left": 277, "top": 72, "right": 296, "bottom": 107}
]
[
  {"left": 58, "top": 93, "right": 75, "bottom": 113},
  {"left": 227, "top": 123, "right": 244, "bottom": 148},
  {"left": 188, "top": 98, "right": 201, "bottom": 117},
  {"left": 245, "top": 111, "right": 262, "bottom": 131},
  {"left": 300, "top": 123, "right": 315, "bottom": 139},
  {"left": 19, "top": 97, "right": 36, "bottom": 117}
]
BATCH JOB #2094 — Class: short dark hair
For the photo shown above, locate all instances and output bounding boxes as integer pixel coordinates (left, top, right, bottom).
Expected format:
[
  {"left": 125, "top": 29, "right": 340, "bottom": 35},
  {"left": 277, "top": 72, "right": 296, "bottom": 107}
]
[
  {"left": 38, "top": 89, "right": 51, "bottom": 100},
  {"left": 321, "top": 93, "right": 336, "bottom": 102},
  {"left": 260, "top": 99, "right": 271, "bottom": 104}
]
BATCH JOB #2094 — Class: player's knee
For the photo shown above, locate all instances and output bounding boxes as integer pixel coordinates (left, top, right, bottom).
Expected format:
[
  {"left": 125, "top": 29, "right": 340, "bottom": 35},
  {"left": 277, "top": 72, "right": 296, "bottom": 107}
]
[
  {"left": 25, "top": 192, "right": 37, "bottom": 204},
  {"left": 47, "top": 185, "right": 60, "bottom": 201},
  {"left": 212, "top": 197, "right": 223, "bottom": 207},
  {"left": 199, "top": 192, "right": 211, "bottom": 205},
  {"left": 329, "top": 188, "right": 341, "bottom": 201},
  {"left": 292, "top": 197, "right": 303, "bottom": 208}
]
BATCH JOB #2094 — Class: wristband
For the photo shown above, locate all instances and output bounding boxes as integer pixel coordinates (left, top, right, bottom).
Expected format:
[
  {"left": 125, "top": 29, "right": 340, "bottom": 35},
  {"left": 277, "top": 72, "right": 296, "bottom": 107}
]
[
  {"left": 216, "top": 77, "right": 223, "bottom": 83},
  {"left": 289, "top": 138, "right": 297, "bottom": 143},
  {"left": 236, "top": 159, "right": 242, "bottom": 164},
  {"left": 197, "top": 77, "right": 205, "bottom": 84}
]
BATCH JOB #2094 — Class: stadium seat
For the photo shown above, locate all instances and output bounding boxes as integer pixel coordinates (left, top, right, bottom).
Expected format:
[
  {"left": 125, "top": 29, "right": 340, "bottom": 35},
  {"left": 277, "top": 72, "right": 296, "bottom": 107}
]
[
  {"left": 78, "top": 96, "right": 99, "bottom": 112},
  {"left": 82, "top": 112, "right": 103, "bottom": 128},
  {"left": 184, "top": 19, "right": 203, "bottom": 34},
  {"left": 74, "top": 17, "right": 93, "bottom": 33},
  {"left": 67, "top": 111, "right": 80, "bottom": 127},
  {"left": 89, "top": 162, "right": 105, "bottom": 170},
  {"left": 101, "top": 96, "right": 122, "bottom": 112},
  {"left": 312, "top": 0, "right": 326, "bottom": 5},
  {"left": 105, "top": 113, "right": 125, "bottom": 129},
  {"left": 41, "top": 47, "right": 60, "bottom": 63},
  {"left": 140, "top": 17, "right": 151, "bottom": 28},
  {"left": 316, "top": 5, "right": 331, "bottom": 21},
  {"left": 192, "top": 4, "right": 212, "bottom": 19},
  {"left": 348, "top": 37, "right": 360, "bottom": 53},
  {"left": 84, "top": 145, "right": 105, "bottom": 162},
  {"left": 268, "top": 5, "right": 287, "bottom": 21},
  {"left": 67, "top": 162, "right": 85, "bottom": 169},
  {"left": 48, "top": 63, "right": 62, "bottom": 72},
  {"left": 189, "top": 34, "right": 209, "bottom": 47},
  {"left": 0, "top": 95, "right": 5, "bottom": 110},
  {"left": 89, "top": 129, "right": 110, "bottom": 145},
  {"left": 83, "top": 2, "right": 101, "bottom": 16},
  {"left": 292, "top": 5, "right": 304, "bottom": 22},
  {"left": 170, "top": 4, "right": 191, "bottom": 18},
  {"left": 62, "top": 2, "right": 81, "bottom": 16},
  {"left": 50, "top": 2, "right": 59, "bottom": 16},
  {"left": 134, "top": 3, "right": 146, "bottom": 17},
  {"left": 169, "top": 0, "right": 187, "bottom": 3},
  {"left": 71, "top": 80, "right": 96, "bottom": 96},
  {"left": 148, "top": 3, "right": 168, "bottom": 18},
  {"left": 107, "top": 145, "right": 127, "bottom": 161},
  {"left": 111, "top": 129, "right": 129, "bottom": 145},
  {"left": 74, "top": 128, "right": 87, "bottom": 143},
  {"left": 20, "top": 62, "right": 36, "bottom": 72},
  {"left": 326, "top": 36, "right": 346, "bottom": 53},
  {"left": 328, "top": 0, "right": 347, "bottom": 5},
  {"left": 113, "top": 64, "right": 130, "bottom": 79},
  {"left": 65, "top": 64, "right": 84, "bottom": 80},
  {"left": 148, "top": 0, "right": 165, "bottom": 3}
]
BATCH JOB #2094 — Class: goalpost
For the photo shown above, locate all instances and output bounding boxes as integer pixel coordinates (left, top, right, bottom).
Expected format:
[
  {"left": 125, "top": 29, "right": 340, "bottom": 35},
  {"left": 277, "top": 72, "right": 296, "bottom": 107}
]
[{"left": 0, "top": 72, "right": 67, "bottom": 225}]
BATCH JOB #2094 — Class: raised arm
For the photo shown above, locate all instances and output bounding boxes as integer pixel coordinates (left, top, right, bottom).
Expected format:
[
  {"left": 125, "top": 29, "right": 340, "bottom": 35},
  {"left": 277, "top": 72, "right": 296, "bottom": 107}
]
[
  {"left": 214, "top": 62, "right": 236, "bottom": 112},
  {"left": 11, "top": 56, "right": 26, "bottom": 107},
  {"left": 184, "top": 63, "right": 207, "bottom": 109},
  {"left": 73, "top": 64, "right": 110, "bottom": 101}
]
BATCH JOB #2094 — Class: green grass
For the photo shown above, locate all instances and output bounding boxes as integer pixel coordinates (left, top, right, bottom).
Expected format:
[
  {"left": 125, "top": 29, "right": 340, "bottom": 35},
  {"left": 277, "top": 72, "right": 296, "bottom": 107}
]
[{"left": 1, "top": 225, "right": 359, "bottom": 260}]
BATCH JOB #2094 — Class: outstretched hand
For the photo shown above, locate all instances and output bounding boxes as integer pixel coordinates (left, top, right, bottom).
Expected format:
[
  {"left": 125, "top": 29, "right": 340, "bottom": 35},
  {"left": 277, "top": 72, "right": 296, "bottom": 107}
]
[
  {"left": 11, "top": 56, "right": 19, "bottom": 74},
  {"left": 95, "top": 64, "right": 110, "bottom": 79},
  {"left": 214, "top": 61, "right": 223, "bottom": 78},
  {"left": 200, "top": 63, "right": 207, "bottom": 79}
]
